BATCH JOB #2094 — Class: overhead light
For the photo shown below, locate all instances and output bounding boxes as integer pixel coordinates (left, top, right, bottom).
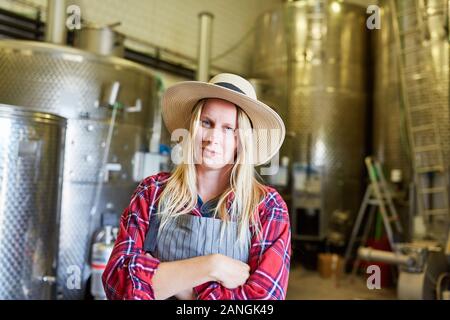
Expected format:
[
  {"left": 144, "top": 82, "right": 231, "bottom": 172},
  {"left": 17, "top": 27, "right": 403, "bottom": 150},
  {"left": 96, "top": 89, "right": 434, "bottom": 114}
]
[{"left": 331, "top": 1, "right": 341, "bottom": 13}]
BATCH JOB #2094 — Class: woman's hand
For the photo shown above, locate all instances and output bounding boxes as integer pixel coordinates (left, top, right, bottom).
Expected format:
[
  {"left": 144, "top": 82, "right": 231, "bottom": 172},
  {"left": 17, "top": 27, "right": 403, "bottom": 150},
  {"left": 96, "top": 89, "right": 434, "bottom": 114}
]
[
  {"left": 145, "top": 252, "right": 249, "bottom": 297},
  {"left": 145, "top": 252, "right": 195, "bottom": 300},
  {"left": 209, "top": 254, "right": 250, "bottom": 289}
]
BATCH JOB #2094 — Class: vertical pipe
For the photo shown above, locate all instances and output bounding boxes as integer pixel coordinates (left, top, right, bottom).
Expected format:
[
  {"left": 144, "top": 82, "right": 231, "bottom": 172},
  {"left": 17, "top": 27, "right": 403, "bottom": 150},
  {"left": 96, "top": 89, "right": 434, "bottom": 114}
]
[
  {"left": 446, "top": 0, "right": 450, "bottom": 260},
  {"left": 45, "top": 0, "right": 67, "bottom": 44},
  {"left": 196, "top": 12, "right": 214, "bottom": 82}
]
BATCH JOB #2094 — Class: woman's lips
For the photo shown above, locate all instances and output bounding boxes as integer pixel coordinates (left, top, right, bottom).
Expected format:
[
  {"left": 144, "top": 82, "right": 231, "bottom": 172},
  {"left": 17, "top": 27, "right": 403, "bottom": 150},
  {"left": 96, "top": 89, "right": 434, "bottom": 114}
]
[{"left": 202, "top": 147, "right": 220, "bottom": 156}]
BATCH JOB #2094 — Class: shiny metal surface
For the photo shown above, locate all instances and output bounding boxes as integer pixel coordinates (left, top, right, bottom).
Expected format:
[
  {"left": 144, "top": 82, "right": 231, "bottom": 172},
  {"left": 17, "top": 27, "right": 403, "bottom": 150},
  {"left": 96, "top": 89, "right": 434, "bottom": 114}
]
[
  {"left": 0, "top": 40, "right": 155, "bottom": 124},
  {"left": 0, "top": 40, "right": 159, "bottom": 299},
  {"left": 45, "top": 0, "right": 67, "bottom": 44},
  {"left": 63, "top": 120, "right": 146, "bottom": 183},
  {"left": 58, "top": 183, "right": 135, "bottom": 295},
  {"left": 73, "top": 24, "right": 126, "bottom": 57},
  {"left": 251, "top": 2, "right": 369, "bottom": 222},
  {"left": 391, "top": 0, "right": 449, "bottom": 243},
  {"left": 196, "top": 12, "right": 214, "bottom": 82},
  {"left": 397, "top": 243, "right": 448, "bottom": 299},
  {"left": 0, "top": 104, "right": 65, "bottom": 299},
  {"left": 395, "top": 0, "right": 449, "bottom": 167},
  {"left": 373, "top": 1, "right": 412, "bottom": 185},
  {"left": 358, "top": 247, "right": 415, "bottom": 267}
]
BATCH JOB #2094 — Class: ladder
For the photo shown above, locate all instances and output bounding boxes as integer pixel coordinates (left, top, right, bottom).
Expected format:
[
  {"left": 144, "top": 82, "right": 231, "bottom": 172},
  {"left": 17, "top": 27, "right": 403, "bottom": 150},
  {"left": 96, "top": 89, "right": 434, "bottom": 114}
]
[
  {"left": 389, "top": 0, "right": 450, "bottom": 243},
  {"left": 344, "top": 157, "right": 404, "bottom": 273}
]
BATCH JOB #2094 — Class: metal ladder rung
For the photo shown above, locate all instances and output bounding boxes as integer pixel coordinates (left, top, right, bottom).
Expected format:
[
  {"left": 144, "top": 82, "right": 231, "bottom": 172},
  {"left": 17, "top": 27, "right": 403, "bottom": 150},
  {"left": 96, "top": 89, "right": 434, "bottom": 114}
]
[
  {"left": 416, "top": 165, "right": 445, "bottom": 173},
  {"left": 413, "top": 145, "right": 441, "bottom": 153},
  {"left": 404, "top": 75, "right": 428, "bottom": 83},
  {"left": 367, "top": 195, "right": 394, "bottom": 204},
  {"left": 413, "top": 136, "right": 440, "bottom": 145},
  {"left": 420, "top": 6, "right": 446, "bottom": 17},
  {"left": 423, "top": 209, "right": 449, "bottom": 216},
  {"left": 404, "top": 75, "right": 433, "bottom": 84},
  {"left": 410, "top": 105, "right": 435, "bottom": 113},
  {"left": 411, "top": 124, "right": 436, "bottom": 132},
  {"left": 399, "top": 27, "right": 422, "bottom": 37},
  {"left": 404, "top": 80, "right": 436, "bottom": 90},
  {"left": 366, "top": 202, "right": 399, "bottom": 222},
  {"left": 419, "top": 187, "right": 447, "bottom": 194},
  {"left": 396, "top": 12, "right": 419, "bottom": 19},
  {"left": 400, "top": 46, "right": 426, "bottom": 55},
  {"left": 421, "top": 12, "right": 444, "bottom": 20},
  {"left": 360, "top": 200, "right": 399, "bottom": 219},
  {"left": 404, "top": 64, "right": 432, "bottom": 74},
  {"left": 399, "top": 33, "right": 421, "bottom": 40},
  {"left": 367, "top": 199, "right": 380, "bottom": 206},
  {"left": 387, "top": 216, "right": 400, "bottom": 222}
]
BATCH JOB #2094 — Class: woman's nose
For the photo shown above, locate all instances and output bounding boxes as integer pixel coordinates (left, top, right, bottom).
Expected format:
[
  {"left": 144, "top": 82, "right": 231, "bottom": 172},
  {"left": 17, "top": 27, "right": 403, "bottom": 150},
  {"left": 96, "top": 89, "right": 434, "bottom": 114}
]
[{"left": 204, "top": 127, "right": 222, "bottom": 143}]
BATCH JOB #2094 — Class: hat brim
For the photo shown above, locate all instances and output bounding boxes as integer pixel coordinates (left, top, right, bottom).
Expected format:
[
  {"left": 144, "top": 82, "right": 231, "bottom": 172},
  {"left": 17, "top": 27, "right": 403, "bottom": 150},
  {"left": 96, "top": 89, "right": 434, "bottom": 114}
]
[{"left": 161, "top": 81, "right": 286, "bottom": 166}]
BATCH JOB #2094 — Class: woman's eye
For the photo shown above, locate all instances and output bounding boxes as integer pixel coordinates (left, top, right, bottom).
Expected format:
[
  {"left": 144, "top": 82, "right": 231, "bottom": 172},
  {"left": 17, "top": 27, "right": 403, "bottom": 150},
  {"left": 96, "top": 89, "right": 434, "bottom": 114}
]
[{"left": 201, "top": 120, "right": 211, "bottom": 127}]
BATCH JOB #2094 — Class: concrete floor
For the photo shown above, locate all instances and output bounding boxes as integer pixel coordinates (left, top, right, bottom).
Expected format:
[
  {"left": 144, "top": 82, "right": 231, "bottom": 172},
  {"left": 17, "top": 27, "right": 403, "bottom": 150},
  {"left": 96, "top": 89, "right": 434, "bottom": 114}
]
[{"left": 286, "top": 263, "right": 397, "bottom": 300}]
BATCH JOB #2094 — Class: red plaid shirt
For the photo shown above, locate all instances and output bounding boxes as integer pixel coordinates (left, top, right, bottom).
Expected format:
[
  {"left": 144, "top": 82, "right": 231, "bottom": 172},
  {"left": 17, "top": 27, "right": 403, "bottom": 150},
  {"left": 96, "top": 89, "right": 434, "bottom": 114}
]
[{"left": 102, "top": 171, "right": 291, "bottom": 300}]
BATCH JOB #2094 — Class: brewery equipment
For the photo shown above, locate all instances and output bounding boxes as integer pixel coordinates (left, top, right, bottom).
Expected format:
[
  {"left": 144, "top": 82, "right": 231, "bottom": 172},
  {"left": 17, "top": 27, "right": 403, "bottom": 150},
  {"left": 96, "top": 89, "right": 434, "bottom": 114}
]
[
  {"left": 0, "top": 104, "right": 66, "bottom": 299},
  {"left": 0, "top": 40, "right": 161, "bottom": 299}
]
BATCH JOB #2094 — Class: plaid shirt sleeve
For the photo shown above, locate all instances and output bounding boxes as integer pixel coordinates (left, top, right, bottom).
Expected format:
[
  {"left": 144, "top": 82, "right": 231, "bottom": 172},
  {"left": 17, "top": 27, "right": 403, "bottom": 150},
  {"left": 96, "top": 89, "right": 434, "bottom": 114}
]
[
  {"left": 193, "top": 188, "right": 291, "bottom": 300},
  {"left": 102, "top": 173, "right": 167, "bottom": 300}
]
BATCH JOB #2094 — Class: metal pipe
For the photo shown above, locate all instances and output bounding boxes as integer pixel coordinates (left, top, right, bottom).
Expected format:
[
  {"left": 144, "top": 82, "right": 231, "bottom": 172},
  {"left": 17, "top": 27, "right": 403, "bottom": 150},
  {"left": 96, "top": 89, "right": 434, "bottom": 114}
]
[
  {"left": 45, "top": 0, "right": 67, "bottom": 44},
  {"left": 196, "top": 12, "right": 214, "bottom": 82},
  {"left": 358, "top": 247, "right": 415, "bottom": 267}
]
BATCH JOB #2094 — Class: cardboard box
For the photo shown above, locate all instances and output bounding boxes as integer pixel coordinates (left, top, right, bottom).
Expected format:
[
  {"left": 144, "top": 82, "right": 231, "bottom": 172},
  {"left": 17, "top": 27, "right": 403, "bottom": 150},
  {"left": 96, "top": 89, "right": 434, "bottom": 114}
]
[{"left": 318, "top": 253, "right": 344, "bottom": 279}]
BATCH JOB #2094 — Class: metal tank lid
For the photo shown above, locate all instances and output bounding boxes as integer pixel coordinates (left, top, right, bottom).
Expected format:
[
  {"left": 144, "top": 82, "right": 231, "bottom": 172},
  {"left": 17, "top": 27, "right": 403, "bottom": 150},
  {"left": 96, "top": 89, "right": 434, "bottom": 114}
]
[
  {"left": 0, "top": 103, "right": 67, "bottom": 125},
  {"left": 255, "top": 0, "right": 367, "bottom": 22},
  {"left": 0, "top": 39, "right": 156, "bottom": 78}
]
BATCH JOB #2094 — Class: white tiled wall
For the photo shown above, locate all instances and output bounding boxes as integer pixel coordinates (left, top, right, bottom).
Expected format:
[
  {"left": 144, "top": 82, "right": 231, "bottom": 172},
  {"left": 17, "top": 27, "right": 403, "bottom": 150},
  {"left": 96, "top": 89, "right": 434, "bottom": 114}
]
[{"left": 0, "top": 0, "right": 375, "bottom": 77}]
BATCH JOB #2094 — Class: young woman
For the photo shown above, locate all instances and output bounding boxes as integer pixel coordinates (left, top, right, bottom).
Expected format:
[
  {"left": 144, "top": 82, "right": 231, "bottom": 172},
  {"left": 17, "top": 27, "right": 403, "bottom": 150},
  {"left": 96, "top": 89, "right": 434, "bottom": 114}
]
[{"left": 102, "top": 73, "right": 291, "bottom": 300}]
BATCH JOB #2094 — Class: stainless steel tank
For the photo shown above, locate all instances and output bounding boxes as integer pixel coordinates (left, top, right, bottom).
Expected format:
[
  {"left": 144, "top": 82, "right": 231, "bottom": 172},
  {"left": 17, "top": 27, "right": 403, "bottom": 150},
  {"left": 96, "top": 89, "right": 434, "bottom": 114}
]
[
  {"left": 73, "top": 23, "right": 126, "bottom": 57},
  {"left": 0, "top": 40, "right": 160, "bottom": 299},
  {"left": 0, "top": 104, "right": 66, "bottom": 299},
  {"left": 251, "top": 1, "right": 369, "bottom": 234},
  {"left": 372, "top": 1, "right": 414, "bottom": 240},
  {"left": 373, "top": 1, "right": 412, "bottom": 185}
]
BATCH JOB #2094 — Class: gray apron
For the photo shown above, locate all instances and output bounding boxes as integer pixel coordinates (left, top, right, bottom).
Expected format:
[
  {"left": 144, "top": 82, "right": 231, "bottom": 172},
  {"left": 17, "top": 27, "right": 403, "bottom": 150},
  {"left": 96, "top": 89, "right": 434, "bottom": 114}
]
[
  {"left": 143, "top": 196, "right": 250, "bottom": 263},
  {"left": 143, "top": 196, "right": 251, "bottom": 299}
]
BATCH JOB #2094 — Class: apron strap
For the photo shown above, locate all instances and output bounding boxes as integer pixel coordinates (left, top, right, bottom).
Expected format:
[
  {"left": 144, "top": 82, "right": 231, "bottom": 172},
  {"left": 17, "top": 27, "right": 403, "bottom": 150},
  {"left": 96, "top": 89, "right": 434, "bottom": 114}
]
[{"left": 143, "top": 214, "right": 161, "bottom": 253}]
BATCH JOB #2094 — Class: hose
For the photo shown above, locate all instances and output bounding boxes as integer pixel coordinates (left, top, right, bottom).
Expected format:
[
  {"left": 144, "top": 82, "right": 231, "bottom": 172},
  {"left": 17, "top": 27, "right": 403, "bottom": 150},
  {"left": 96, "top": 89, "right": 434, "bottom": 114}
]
[{"left": 436, "top": 272, "right": 450, "bottom": 300}]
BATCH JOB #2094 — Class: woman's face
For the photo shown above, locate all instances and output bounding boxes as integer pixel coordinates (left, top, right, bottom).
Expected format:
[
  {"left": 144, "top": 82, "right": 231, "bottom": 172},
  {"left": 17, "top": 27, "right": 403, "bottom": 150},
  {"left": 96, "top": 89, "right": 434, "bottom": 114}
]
[{"left": 194, "top": 98, "right": 238, "bottom": 170}]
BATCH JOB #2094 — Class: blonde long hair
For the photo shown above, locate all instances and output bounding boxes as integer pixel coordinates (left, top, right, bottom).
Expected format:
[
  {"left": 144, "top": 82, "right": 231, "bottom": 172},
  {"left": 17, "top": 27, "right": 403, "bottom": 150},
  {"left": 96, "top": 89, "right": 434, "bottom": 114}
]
[{"left": 156, "top": 100, "right": 267, "bottom": 244}]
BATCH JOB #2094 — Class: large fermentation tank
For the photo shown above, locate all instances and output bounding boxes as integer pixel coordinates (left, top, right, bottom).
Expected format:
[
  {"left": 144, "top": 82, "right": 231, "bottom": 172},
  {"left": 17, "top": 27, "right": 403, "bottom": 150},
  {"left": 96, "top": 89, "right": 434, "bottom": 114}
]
[
  {"left": 0, "top": 40, "right": 160, "bottom": 299},
  {"left": 0, "top": 104, "right": 65, "bottom": 299},
  {"left": 251, "top": 1, "right": 369, "bottom": 235},
  {"left": 372, "top": 1, "right": 413, "bottom": 240}
]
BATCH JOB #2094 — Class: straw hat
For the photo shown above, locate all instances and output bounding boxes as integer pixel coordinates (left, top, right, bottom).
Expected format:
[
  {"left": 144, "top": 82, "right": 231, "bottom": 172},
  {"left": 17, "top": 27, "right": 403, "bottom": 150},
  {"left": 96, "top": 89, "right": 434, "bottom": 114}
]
[{"left": 161, "top": 73, "right": 285, "bottom": 166}]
